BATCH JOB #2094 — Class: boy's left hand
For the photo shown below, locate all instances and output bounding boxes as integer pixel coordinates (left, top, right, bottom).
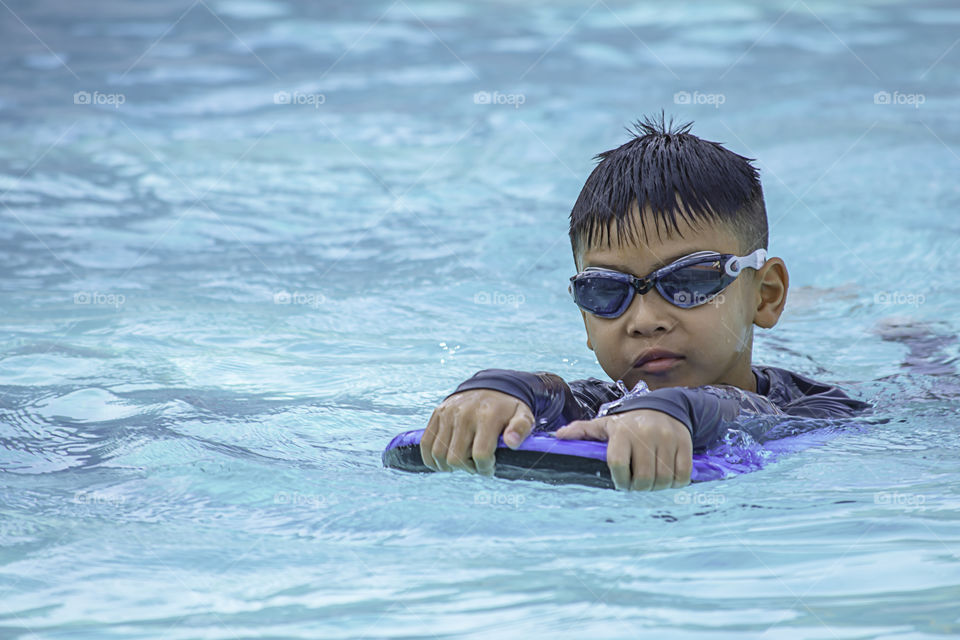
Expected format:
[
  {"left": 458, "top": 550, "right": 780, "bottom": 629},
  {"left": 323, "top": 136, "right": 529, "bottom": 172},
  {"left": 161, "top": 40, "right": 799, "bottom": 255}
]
[{"left": 554, "top": 410, "right": 692, "bottom": 491}]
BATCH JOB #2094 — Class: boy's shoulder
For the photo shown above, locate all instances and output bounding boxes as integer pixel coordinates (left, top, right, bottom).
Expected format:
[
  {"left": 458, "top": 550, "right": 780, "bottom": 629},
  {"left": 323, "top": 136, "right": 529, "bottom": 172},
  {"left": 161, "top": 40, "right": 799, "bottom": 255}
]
[
  {"left": 567, "top": 364, "right": 870, "bottom": 417},
  {"left": 752, "top": 364, "right": 871, "bottom": 416}
]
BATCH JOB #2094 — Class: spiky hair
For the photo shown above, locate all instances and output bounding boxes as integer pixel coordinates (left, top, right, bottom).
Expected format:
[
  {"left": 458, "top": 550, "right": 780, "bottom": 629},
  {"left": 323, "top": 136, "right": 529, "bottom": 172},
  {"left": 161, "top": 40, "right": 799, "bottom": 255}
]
[{"left": 569, "top": 112, "right": 768, "bottom": 265}]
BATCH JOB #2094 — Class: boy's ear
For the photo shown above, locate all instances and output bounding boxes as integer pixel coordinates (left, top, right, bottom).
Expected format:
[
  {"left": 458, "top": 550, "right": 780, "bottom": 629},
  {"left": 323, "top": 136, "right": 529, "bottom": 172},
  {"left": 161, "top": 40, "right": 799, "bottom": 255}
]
[{"left": 753, "top": 257, "right": 789, "bottom": 329}]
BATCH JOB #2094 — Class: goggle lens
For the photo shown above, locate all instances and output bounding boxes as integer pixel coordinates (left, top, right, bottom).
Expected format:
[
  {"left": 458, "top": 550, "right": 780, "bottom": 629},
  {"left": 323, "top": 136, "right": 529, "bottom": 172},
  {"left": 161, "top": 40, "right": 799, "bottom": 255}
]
[
  {"left": 571, "top": 274, "right": 631, "bottom": 317},
  {"left": 657, "top": 260, "right": 735, "bottom": 308}
]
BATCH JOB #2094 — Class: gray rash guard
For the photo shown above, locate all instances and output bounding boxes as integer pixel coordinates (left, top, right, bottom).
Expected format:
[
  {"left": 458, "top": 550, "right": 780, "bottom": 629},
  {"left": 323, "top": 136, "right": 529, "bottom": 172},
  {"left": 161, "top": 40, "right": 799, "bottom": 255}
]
[{"left": 446, "top": 366, "right": 872, "bottom": 452}]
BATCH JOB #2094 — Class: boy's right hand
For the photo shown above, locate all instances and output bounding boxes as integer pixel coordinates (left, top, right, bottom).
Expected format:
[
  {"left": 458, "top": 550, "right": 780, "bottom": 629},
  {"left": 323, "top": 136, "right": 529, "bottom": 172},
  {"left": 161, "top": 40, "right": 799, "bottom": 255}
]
[{"left": 420, "top": 389, "right": 535, "bottom": 476}]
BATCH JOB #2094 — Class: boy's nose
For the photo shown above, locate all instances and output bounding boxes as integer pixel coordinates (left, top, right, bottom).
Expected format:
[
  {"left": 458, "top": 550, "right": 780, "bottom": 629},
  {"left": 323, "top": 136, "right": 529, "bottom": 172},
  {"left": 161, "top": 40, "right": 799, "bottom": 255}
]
[{"left": 622, "top": 290, "right": 672, "bottom": 335}]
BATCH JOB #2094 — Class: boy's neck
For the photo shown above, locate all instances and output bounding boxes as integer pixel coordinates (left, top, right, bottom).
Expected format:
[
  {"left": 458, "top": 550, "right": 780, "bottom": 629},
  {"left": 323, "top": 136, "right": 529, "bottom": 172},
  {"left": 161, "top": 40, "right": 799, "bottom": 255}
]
[{"left": 719, "top": 362, "right": 759, "bottom": 393}]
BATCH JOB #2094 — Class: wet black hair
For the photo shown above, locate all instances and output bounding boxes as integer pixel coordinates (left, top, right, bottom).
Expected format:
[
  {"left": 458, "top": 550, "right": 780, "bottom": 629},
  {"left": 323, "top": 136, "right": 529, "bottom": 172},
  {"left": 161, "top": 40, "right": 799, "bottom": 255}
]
[{"left": 569, "top": 112, "right": 768, "bottom": 267}]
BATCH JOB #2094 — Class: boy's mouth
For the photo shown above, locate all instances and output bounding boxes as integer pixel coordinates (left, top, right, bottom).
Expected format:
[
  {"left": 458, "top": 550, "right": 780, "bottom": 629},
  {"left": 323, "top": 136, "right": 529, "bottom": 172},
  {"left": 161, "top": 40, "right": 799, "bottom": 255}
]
[{"left": 634, "top": 349, "right": 684, "bottom": 373}]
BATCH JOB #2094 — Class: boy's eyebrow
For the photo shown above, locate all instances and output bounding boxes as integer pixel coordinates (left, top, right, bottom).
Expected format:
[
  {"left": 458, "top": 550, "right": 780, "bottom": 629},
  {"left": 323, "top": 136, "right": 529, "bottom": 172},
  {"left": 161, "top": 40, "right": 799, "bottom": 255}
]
[{"left": 585, "top": 250, "right": 696, "bottom": 274}]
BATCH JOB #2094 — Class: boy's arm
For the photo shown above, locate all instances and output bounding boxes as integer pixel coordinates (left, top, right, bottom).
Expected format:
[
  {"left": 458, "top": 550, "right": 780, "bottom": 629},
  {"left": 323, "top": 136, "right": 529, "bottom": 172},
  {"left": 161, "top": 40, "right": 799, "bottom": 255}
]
[
  {"left": 448, "top": 367, "right": 871, "bottom": 452},
  {"left": 446, "top": 369, "right": 621, "bottom": 432},
  {"left": 605, "top": 385, "right": 783, "bottom": 451},
  {"left": 447, "top": 369, "right": 778, "bottom": 451},
  {"left": 606, "top": 371, "right": 871, "bottom": 450},
  {"left": 761, "top": 366, "right": 873, "bottom": 419}
]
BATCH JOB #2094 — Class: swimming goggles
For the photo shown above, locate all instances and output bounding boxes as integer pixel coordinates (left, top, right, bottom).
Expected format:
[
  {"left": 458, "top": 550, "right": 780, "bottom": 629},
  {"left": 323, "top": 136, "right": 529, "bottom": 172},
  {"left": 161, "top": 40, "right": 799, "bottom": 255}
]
[{"left": 568, "top": 248, "right": 767, "bottom": 317}]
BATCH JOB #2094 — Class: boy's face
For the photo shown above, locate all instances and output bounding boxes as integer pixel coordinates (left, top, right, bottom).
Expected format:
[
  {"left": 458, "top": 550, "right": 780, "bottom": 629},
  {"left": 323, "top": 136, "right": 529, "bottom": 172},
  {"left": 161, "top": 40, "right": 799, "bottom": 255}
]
[{"left": 576, "top": 204, "right": 787, "bottom": 393}]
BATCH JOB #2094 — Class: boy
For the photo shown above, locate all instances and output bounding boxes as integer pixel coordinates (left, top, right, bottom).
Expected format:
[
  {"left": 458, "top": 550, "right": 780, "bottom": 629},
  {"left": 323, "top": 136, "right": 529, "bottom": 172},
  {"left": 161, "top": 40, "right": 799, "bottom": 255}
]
[{"left": 420, "top": 114, "right": 870, "bottom": 491}]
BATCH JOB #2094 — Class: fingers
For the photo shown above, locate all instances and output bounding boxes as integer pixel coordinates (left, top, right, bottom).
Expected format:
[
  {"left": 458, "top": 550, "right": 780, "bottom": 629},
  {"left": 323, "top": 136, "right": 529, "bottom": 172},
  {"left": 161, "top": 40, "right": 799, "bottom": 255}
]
[
  {"left": 424, "top": 399, "right": 478, "bottom": 473},
  {"left": 420, "top": 408, "right": 440, "bottom": 470},
  {"left": 601, "top": 415, "right": 686, "bottom": 492},
  {"left": 672, "top": 430, "right": 693, "bottom": 488},
  {"left": 472, "top": 434, "right": 497, "bottom": 477},
  {"left": 446, "top": 405, "right": 481, "bottom": 474},
  {"left": 555, "top": 419, "right": 609, "bottom": 441},
  {"left": 435, "top": 405, "right": 474, "bottom": 473},
  {"left": 430, "top": 410, "right": 455, "bottom": 472},
  {"left": 472, "top": 421, "right": 501, "bottom": 478},
  {"left": 502, "top": 403, "right": 534, "bottom": 449},
  {"left": 627, "top": 436, "right": 657, "bottom": 492},
  {"left": 421, "top": 392, "right": 533, "bottom": 475},
  {"left": 423, "top": 402, "right": 458, "bottom": 472},
  {"left": 650, "top": 445, "right": 674, "bottom": 491},
  {"left": 625, "top": 437, "right": 681, "bottom": 491},
  {"left": 606, "top": 427, "right": 634, "bottom": 490}
]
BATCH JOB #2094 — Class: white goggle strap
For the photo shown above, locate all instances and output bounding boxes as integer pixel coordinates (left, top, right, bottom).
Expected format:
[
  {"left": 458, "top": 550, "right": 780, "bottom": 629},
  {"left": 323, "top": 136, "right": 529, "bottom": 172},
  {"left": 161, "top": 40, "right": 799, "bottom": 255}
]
[{"left": 724, "top": 248, "right": 767, "bottom": 277}]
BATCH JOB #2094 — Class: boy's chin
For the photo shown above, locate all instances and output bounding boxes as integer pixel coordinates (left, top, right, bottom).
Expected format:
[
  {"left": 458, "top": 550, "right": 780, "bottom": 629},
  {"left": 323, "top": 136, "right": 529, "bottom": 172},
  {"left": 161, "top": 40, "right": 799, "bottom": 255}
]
[
  {"left": 628, "top": 371, "right": 682, "bottom": 391},
  {"left": 630, "top": 366, "right": 711, "bottom": 391},
  {"left": 638, "top": 377, "right": 679, "bottom": 391}
]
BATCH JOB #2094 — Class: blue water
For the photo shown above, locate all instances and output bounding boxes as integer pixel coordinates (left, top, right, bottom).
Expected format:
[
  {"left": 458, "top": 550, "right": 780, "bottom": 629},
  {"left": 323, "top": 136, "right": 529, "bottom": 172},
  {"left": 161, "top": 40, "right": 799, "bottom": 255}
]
[{"left": 2, "top": 1, "right": 959, "bottom": 637}]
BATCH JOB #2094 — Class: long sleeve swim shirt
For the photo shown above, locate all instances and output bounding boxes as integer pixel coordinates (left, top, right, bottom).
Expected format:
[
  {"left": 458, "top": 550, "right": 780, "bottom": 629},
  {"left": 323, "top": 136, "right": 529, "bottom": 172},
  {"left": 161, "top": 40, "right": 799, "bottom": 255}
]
[{"left": 446, "top": 366, "right": 872, "bottom": 452}]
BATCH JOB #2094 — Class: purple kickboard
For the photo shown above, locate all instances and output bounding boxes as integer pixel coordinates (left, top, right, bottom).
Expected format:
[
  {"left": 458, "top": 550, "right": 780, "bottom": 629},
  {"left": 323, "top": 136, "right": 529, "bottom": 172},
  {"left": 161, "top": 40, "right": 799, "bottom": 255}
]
[{"left": 382, "top": 428, "right": 818, "bottom": 488}]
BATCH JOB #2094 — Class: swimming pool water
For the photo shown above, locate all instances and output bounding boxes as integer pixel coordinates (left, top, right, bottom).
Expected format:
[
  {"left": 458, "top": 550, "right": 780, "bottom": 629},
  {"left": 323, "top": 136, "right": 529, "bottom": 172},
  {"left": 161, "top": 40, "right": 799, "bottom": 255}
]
[{"left": 1, "top": 1, "right": 959, "bottom": 638}]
